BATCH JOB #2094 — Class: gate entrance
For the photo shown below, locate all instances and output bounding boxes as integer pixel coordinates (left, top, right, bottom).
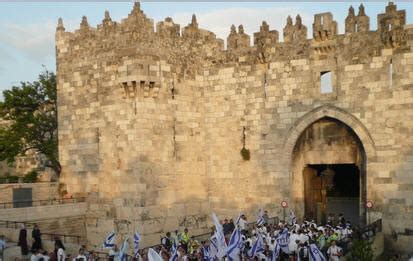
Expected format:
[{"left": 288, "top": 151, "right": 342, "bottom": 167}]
[
  {"left": 291, "top": 117, "right": 366, "bottom": 225},
  {"left": 304, "top": 164, "right": 360, "bottom": 224}
]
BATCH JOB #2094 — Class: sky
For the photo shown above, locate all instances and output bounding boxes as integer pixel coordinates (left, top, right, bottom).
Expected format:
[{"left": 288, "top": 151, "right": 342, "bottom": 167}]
[{"left": 0, "top": 2, "right": 412, "bottom": 96}]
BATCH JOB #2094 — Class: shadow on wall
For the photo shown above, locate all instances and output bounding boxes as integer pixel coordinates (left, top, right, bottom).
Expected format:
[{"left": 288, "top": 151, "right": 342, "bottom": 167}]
[{"left": 381, "top": 146, "right": 413, "bottom": 254}]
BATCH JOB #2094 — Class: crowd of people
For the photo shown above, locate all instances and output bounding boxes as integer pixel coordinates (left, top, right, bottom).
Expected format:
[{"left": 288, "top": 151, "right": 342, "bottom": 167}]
[
  {"left": 130, "top": 212, "right": 356, "bottom": 261},
  {"left": 6, "top": 211, "right": 410, "bottom": 261}
]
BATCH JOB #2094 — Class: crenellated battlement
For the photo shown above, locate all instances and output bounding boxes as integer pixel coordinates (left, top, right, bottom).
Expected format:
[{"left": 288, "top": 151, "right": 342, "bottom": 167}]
[{"left": 56, "top": 2, "right": 411, "bottom": 70}]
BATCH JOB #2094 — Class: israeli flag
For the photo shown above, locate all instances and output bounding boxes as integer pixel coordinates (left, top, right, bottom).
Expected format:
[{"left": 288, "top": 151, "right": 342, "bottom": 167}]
[
  {"left": 271, "top": 241, "right": 281, "bottom": 261},
  {"left": 103, "top": 232, "right": 116, "bottom": 249},
  {"left": 257, "top": 209, "right": 265, "bottom": 226},
  {"left": 209, "top": 234, "right": 218, "bottom": 259},
  {"left": 234, "top": 213, "right": 242, "bottom": 227},
  {"left": 133, "top": 231, "right": 140, "bottom": 258},
  {"left": 170, "top": 242, "right": 178, "bottom": 261},
  {"left": 211, "top": 213, "right": 227, "bottom": 258},
  {"left": 202, "top": 246, "right": 211, "bottom": 261},
  {"left": 309, "top": 243, "right": 326, "bottom": 261},
  {"left": 119, "top": 237, "right": 129, "bottom": 261},
  {"left": 227, "top": 228, "right": 241, "bottom": 261},
  {"left": 276, "top": 228, "right": 290, "bottom": 254},
  {"left": 247, "top": 234, "right": 264, "bottom": 258},
  {"left": 148, "top": 248, "right": 163, "bottom": 261}
]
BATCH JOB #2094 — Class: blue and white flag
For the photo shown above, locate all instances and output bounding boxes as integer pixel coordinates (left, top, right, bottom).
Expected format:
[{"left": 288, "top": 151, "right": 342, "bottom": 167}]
[
  {"left": 309, "top": 243, "right": 326, "bottom": 261},
  {"left": 276, "top": 228, "right": 290, "bottom": 254},
  {"left": 133, "top": 231, "right": 140, "bottom": 258},
  {"left": 103, "top": 232, "right": 116, "bottom": 249},
  {"left": 148, "top": 248, "right": 163, "bottom": 261},
  {"left": 119, "top": 237, "right": 129, "bottom": 261},
  {"left": 257, "top": 209, "right": 265, "bottom": 226},
  {"left": 226, "top": 228, "right": 241, "bottom": 261},
  {"left": 209, "top": 234, "right": 218, "bottom": 260},
  {"left": 202, "top": 246, "right": 211, "bottom": 261},
  {"left": 247, "top": 234, "right": 264, "bottom": 258},
  {"left": 234, "top": 213, "right": 242, "bottom": 227},
  {"left": 211, "top": 213, "right": 227, "bottom": 258},
  {"left": 271, "top": 241, "right": 281, "bottom": 261},
  {"left": 170, "top": 242, "right": 178, "bottom": 261}
]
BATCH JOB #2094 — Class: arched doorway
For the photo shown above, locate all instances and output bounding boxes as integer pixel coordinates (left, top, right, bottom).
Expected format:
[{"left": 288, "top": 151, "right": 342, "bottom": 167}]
[{"left": 291, "top": 117, "right": 367, "bottom": 225}]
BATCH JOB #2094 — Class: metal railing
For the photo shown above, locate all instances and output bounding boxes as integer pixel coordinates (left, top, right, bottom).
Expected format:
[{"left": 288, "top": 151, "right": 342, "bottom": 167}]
[
  {"left": 0, "top": 197, "right": 86, "bottom": 209},
  {"left": 0, "top": 220, "right": 83, "bottom": 245}
]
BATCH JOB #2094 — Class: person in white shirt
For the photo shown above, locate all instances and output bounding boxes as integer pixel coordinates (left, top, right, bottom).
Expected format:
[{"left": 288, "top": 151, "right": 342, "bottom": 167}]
[
  {"left": 108, "top": 244, "right": 119, "bottom": 260},
  {"left": 288, "top": 231, "right": 299, "bottom": 254},
  {"left": 56, "top": 240, "right": 66, "bottom": 261},
  {"left": 327, "top": 240, "right": 342, "bottom": 261},
  {"left": 72, "top": 248, "right": 87, "bottom": 261},
  {"left": 238, "top": 215, "right": 247, "bottom": 233}
]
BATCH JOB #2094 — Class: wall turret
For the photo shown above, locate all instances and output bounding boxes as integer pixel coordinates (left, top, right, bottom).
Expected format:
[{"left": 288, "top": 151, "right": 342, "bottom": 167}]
[
  {"left": 357, "top": 4, "right": 370, "bottom": 32},
  {"left": 253, "top": 21, "right": 279, "bottom": 47},
  {"left": 56, "top": 17, "right": 65, "bottom": 32},
  {"left": 378, "top": 2, "right": 406, "bottom": 48},
  {"left": 313, "top": 12, "right": 337, "bottom": 41},
  {"left": 157, "top": 17, "right": 180, "bottom": 38},
  {"left": 283, "top": 16, "right": 294, "bottom": 43},
  {"left": 226, "top": 25, "right": 250, "bottom": 51},
  {"left": 345, "top": 5, "right": 370, "bottom": 34}
]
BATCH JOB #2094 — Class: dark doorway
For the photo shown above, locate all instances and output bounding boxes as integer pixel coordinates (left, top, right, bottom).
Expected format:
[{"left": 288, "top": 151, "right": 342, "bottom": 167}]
[{"left": 304, "top": 164, "right": 360, "bottom": 224}]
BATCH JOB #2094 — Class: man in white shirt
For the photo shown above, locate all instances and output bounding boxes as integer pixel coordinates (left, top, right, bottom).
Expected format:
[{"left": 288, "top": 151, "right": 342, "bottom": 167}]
[
  {"left": 73, "top": 248, "right": 87, "bottom": 261},
  {"left": 327, "top": 240, "right": 342, "bottom": 261},
  {"left": 238, "top": 215, "right": 247, "bottom": 233}
]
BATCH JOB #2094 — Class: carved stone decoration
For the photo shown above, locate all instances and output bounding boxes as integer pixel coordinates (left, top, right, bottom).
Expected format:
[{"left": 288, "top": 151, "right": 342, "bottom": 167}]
[{"left": 378, "top": 2, "right": 406, "bottom": 48}]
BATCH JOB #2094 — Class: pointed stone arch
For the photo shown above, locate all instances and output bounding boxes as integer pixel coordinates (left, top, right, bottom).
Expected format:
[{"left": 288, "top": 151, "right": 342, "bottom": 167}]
[
  {"left": 283, "top": 104, "right": 376, "bottom": 163},
  {"left": 282, "top": 104, "right": 376, "bottom": 224}
]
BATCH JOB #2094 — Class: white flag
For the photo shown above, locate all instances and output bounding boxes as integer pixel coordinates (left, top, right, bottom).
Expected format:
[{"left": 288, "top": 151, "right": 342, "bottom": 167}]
[
  {"left": 211, "top": 213, "right": 227, "bottom": 258},
  {"left": 148, "top": 248, "right": 163, "bottom": 261},
  {"left": 118, "top": 237, "right": 129, "bottom": 261}
]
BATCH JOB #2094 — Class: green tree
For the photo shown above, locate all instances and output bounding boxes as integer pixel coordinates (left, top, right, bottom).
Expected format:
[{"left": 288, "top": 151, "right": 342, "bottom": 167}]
[{"left": 0, "top": 70, "right": 60, "bottom": 175}]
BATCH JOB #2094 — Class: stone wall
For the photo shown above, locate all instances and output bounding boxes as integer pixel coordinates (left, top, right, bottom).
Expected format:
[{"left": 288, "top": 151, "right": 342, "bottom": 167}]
[
  {"left": 56, "top": 2, "right": 413, "bottom": 251},
  {"left": 0, "top": 182, "right": 59, "bottom": 204}
]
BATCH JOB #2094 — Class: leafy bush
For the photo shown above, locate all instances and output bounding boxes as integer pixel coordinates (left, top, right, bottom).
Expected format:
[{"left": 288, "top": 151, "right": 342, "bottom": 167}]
[
  {"left": 22, "top": 170, "right": 38, "bottom": 183},
  {"left": 350, "top": 239, "right": 373, "bottom": 261},
  {"left": 0, "top": 175, "right": 19, "bottom": 184},
  {"left": 240, "top": 147, "right": 251, "bottom": 161}
]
